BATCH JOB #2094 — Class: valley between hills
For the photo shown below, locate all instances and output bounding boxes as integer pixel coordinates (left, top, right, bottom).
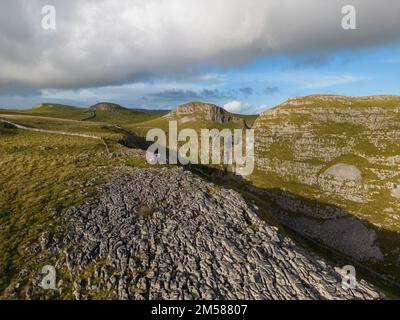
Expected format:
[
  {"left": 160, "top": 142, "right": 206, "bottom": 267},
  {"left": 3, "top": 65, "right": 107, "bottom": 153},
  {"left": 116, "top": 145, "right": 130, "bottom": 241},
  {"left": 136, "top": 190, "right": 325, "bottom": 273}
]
[{"left": 0, "top": 95, "right": 399, "bottom": 299}]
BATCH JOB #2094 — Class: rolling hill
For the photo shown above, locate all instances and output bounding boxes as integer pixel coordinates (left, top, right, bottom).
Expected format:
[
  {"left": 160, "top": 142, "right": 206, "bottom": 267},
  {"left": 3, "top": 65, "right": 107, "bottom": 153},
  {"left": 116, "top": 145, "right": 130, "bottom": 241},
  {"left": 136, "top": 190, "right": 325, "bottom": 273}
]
[
  {"left": 132, "top": 102, "right": 256, "bottom": 136},
  {"left": 87, "top": 102, "right": 161, "bottom": 127},
  {"left": 0, "top": 102, "right": 162, "bottom": 127},
  {"left": 12, "top": 103, "right": 90, "bottom": 120}
]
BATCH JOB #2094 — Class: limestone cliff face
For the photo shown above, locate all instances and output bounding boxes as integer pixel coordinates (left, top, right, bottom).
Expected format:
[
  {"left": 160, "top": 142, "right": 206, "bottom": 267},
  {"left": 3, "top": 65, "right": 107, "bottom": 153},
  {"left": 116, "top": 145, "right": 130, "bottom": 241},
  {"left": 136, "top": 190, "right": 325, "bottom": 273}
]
[
  {"left": 166, "top": 102, "right": 247, "bottom": 127},
  {"left": 90, "top": 102, "right": 125, "bottom": 111},
  {"left": 250, "top": 95, "right": 400, "bottom": 265}
]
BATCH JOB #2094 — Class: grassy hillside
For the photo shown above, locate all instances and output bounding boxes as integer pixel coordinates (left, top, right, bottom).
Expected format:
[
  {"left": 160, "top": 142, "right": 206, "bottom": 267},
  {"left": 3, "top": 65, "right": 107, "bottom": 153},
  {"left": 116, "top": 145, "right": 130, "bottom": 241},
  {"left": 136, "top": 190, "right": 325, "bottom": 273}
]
[
  {"left": 0, "top": 114, "right": 154, "bottom": 298},
  {"left": 0, "top": 106, "right": 192, "bottom": 298},
  {"left": 88, "top": 109, "right": 159, "bottom": 127},
  {"left": 0, "top": 103, "right": 162, "bottom": 127},
  {"left": 132, "top": 101, "right": 255, "bottom": 137},
  {"left": 23, "top": 104, "right": 90, "bottom": 120},
  {"left": 277, "top": 94, "right": 400, "bottom": 110}
]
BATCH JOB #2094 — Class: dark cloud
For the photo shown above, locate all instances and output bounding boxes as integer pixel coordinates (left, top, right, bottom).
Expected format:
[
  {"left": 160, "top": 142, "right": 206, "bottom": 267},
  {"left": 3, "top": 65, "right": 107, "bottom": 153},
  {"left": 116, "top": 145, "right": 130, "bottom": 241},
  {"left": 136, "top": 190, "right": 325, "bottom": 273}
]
[
  {"left": 0, "top": 83, "right": 41, "bottom": 97},
  {"left": 291, "top": 54, "right": 329, "bottom": 69},
  {"left": 147, "top": 88, "right": 235, "bottom": 102},
  {"left": 239, "top": 87, "right": 254, "bottom": 97},
  {"left": 0, "top": 0, "right": 400, "bottom": 93},
  {"left": 263, "top": 86, "right": 280, "bottom": 95},
  {"left": 148, "top": 89, "right": 199, "bottom": 101}
]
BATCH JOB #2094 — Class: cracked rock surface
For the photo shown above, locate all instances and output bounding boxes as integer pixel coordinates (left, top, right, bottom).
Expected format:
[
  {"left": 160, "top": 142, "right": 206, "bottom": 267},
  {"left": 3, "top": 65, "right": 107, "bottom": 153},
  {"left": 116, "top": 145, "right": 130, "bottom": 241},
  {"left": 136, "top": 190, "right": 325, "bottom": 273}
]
[{"left": 47, "top": 167, "right": 382, "bottom": 300}]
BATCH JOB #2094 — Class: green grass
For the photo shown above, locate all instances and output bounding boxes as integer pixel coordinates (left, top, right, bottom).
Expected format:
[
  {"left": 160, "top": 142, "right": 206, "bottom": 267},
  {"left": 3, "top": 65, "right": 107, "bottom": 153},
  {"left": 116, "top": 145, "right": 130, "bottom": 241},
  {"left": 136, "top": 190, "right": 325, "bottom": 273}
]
[
  {"left": 22, "top": 103, "right": 90, "bottom": 120},
  {"left": 277, "top": 94, "right": 400, "bottom": 110},
  {"left": 0, "top": 103, "right": 160, "bottom": 126},
  {"left": 136, "top": 205, "right": 154, "bottom": 218},
  {"left": 0, "top": 102, "right": 259, "bottom": 298},
  {"left": 89, "top": 109, "right": 158, "bottom": 127},
  {"left": 0, "top": 115, "right": 153, "bottom": 298}
]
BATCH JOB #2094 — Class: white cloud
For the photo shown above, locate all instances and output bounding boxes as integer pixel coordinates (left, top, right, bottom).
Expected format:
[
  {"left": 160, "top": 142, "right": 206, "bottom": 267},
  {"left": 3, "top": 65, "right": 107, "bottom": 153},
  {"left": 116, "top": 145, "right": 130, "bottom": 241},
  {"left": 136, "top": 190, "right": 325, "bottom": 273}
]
[
  {"left": 0, "top": 0, "right": 399, "bottom": 90},
  {"left": 224, "top": 100, "right": 242, "bottom": 113},
  {"left": 302, "top": 74, "right": 368, "bottom": 89}
]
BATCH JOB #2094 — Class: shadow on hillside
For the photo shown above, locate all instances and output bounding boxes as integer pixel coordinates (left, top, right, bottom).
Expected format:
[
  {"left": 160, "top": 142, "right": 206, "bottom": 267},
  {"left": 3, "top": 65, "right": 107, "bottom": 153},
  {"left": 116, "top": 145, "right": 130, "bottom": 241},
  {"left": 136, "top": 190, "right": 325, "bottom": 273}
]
[
  {"left": 117, "top": 130, "right": 400, "bottom": 297},
  {"left": 189, "top": 164, "right": 400, "bottom": 297}
]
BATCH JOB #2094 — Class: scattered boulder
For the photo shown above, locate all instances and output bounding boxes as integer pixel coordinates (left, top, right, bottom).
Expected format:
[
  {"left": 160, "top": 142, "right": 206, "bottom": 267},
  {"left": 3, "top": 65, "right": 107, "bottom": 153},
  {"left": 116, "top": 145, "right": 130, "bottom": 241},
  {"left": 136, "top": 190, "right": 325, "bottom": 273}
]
[{"left": 322, "top": 163, "right": 362, "bottom": 182}]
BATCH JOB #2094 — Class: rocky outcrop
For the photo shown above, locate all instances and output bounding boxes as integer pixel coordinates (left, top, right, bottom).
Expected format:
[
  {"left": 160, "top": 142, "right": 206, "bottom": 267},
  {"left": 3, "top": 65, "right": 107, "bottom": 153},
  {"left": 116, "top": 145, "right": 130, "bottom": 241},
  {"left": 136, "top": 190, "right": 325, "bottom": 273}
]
[
  {"left": 166, "top": 102, "right": 247, "bottom": 127},
  {"left": 22, "top": 168, "right": 382, "bottom": 300},
  {"left": 322, "top": 163, "right": 362, "bottom": 183},
  {"left": 90, "top": 102, "right": 126, "bottom": 111}
]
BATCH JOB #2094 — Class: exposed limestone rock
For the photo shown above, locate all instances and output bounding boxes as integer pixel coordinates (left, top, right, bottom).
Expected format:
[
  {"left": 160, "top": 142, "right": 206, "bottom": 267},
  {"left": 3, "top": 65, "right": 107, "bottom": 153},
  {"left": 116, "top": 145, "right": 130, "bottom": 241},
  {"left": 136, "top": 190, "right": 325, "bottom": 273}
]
[
  {"left": 89, "top": 102, "right": 125, "bottom": 111},
  {"left": 322, "top": 163, "right": 362, "bottom": 182},
  {"left": 166, "top": 102, "right": 247, "bottom": 127},
  {"left": 391, "top": 186, "right": 400, "bottom": 199},
  {"left": 249, "top": 95, "right": 400, "bottom": 284},
  {"left": 251, "top": 94, "right": 400, "bottom": 232},
  {"left": 22, "top": 168, "right": 383, "bottom": 300}
]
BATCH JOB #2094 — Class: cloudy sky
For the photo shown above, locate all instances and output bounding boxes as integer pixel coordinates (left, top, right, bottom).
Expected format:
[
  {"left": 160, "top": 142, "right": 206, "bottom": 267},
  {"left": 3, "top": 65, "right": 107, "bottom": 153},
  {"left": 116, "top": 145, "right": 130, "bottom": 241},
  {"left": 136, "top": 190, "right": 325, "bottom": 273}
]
[{"left": 0, "top": 0, "right": 400, "bottom": 113}]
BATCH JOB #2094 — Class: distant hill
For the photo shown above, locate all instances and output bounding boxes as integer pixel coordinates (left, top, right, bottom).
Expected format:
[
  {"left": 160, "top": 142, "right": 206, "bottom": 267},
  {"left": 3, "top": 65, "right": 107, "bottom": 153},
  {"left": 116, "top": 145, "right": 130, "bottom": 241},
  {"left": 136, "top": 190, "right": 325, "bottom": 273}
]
[
  {"left": 24, "top": 103, "right": 89, "bottom": 120},
  {"left": 133, "top": 102, "right": 256, "bottom": 135},
  {"left": 86, "top": 102, "right": 158, "bottom": 126},
  {"left": 169, "top": 102, "right": 251, "bottom": 126},
  {"left": 89, "top": 102, "right": 126, "bottom": 111},
  {"left": 132, "top": 108, "right": 170, "bottom": 115},
  {"left": 0, "top": 102, "right": 161, "bottom": 125}
]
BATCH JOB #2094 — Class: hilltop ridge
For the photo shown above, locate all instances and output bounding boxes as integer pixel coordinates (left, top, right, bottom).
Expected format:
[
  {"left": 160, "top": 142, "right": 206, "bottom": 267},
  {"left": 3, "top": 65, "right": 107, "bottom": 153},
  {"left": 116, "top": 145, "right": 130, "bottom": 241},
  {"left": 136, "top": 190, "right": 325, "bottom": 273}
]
[
  {"left": 89, "top": 102, "right": 126, "bottom": 111},
  {"left": 166, "top": 102, "right": 248, "bottom": 127},
  {"left": 269, "top": 94, "right": 400, "bottom": 111}
]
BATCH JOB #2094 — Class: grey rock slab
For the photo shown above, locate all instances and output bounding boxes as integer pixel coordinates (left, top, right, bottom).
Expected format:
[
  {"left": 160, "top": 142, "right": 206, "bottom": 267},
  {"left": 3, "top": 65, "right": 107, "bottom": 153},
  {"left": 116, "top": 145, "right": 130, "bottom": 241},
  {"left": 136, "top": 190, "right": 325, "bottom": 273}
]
[{"left": 34, "top": 167, "right": 383, "bottom": 300}]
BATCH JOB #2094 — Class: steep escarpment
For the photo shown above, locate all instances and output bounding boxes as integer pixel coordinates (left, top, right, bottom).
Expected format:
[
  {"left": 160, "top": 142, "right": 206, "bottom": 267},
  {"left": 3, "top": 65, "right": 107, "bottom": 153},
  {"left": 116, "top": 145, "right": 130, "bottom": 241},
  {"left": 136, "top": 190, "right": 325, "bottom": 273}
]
[
  {"left": 12, "top": 168, "right": 381, "bottom": 300},
  {"left": 166, "top": 102, "right": 248, "bottom": 128},
  {"left": 89, "top": 102, "right": 126, "bottom": 111},
  {"left": 249, "top": 95, "right": 400, "bottom": 282}
]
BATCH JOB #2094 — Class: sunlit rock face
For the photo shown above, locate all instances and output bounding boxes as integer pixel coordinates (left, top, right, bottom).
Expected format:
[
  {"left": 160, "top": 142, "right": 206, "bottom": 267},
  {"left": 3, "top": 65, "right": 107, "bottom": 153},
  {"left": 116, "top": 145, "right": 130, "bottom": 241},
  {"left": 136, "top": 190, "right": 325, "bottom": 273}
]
[
  {"left": 249, "top": 95, "right": 400, "bottom": 268},
  {"left": 322, "top": 163, "right": 362, "bottom": 182},
  {"left": 90, "top": 102, "right": 125, "bottom": 111},
  {"left": 166, "top": 102, "right": 247, "bottom": 127}
]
